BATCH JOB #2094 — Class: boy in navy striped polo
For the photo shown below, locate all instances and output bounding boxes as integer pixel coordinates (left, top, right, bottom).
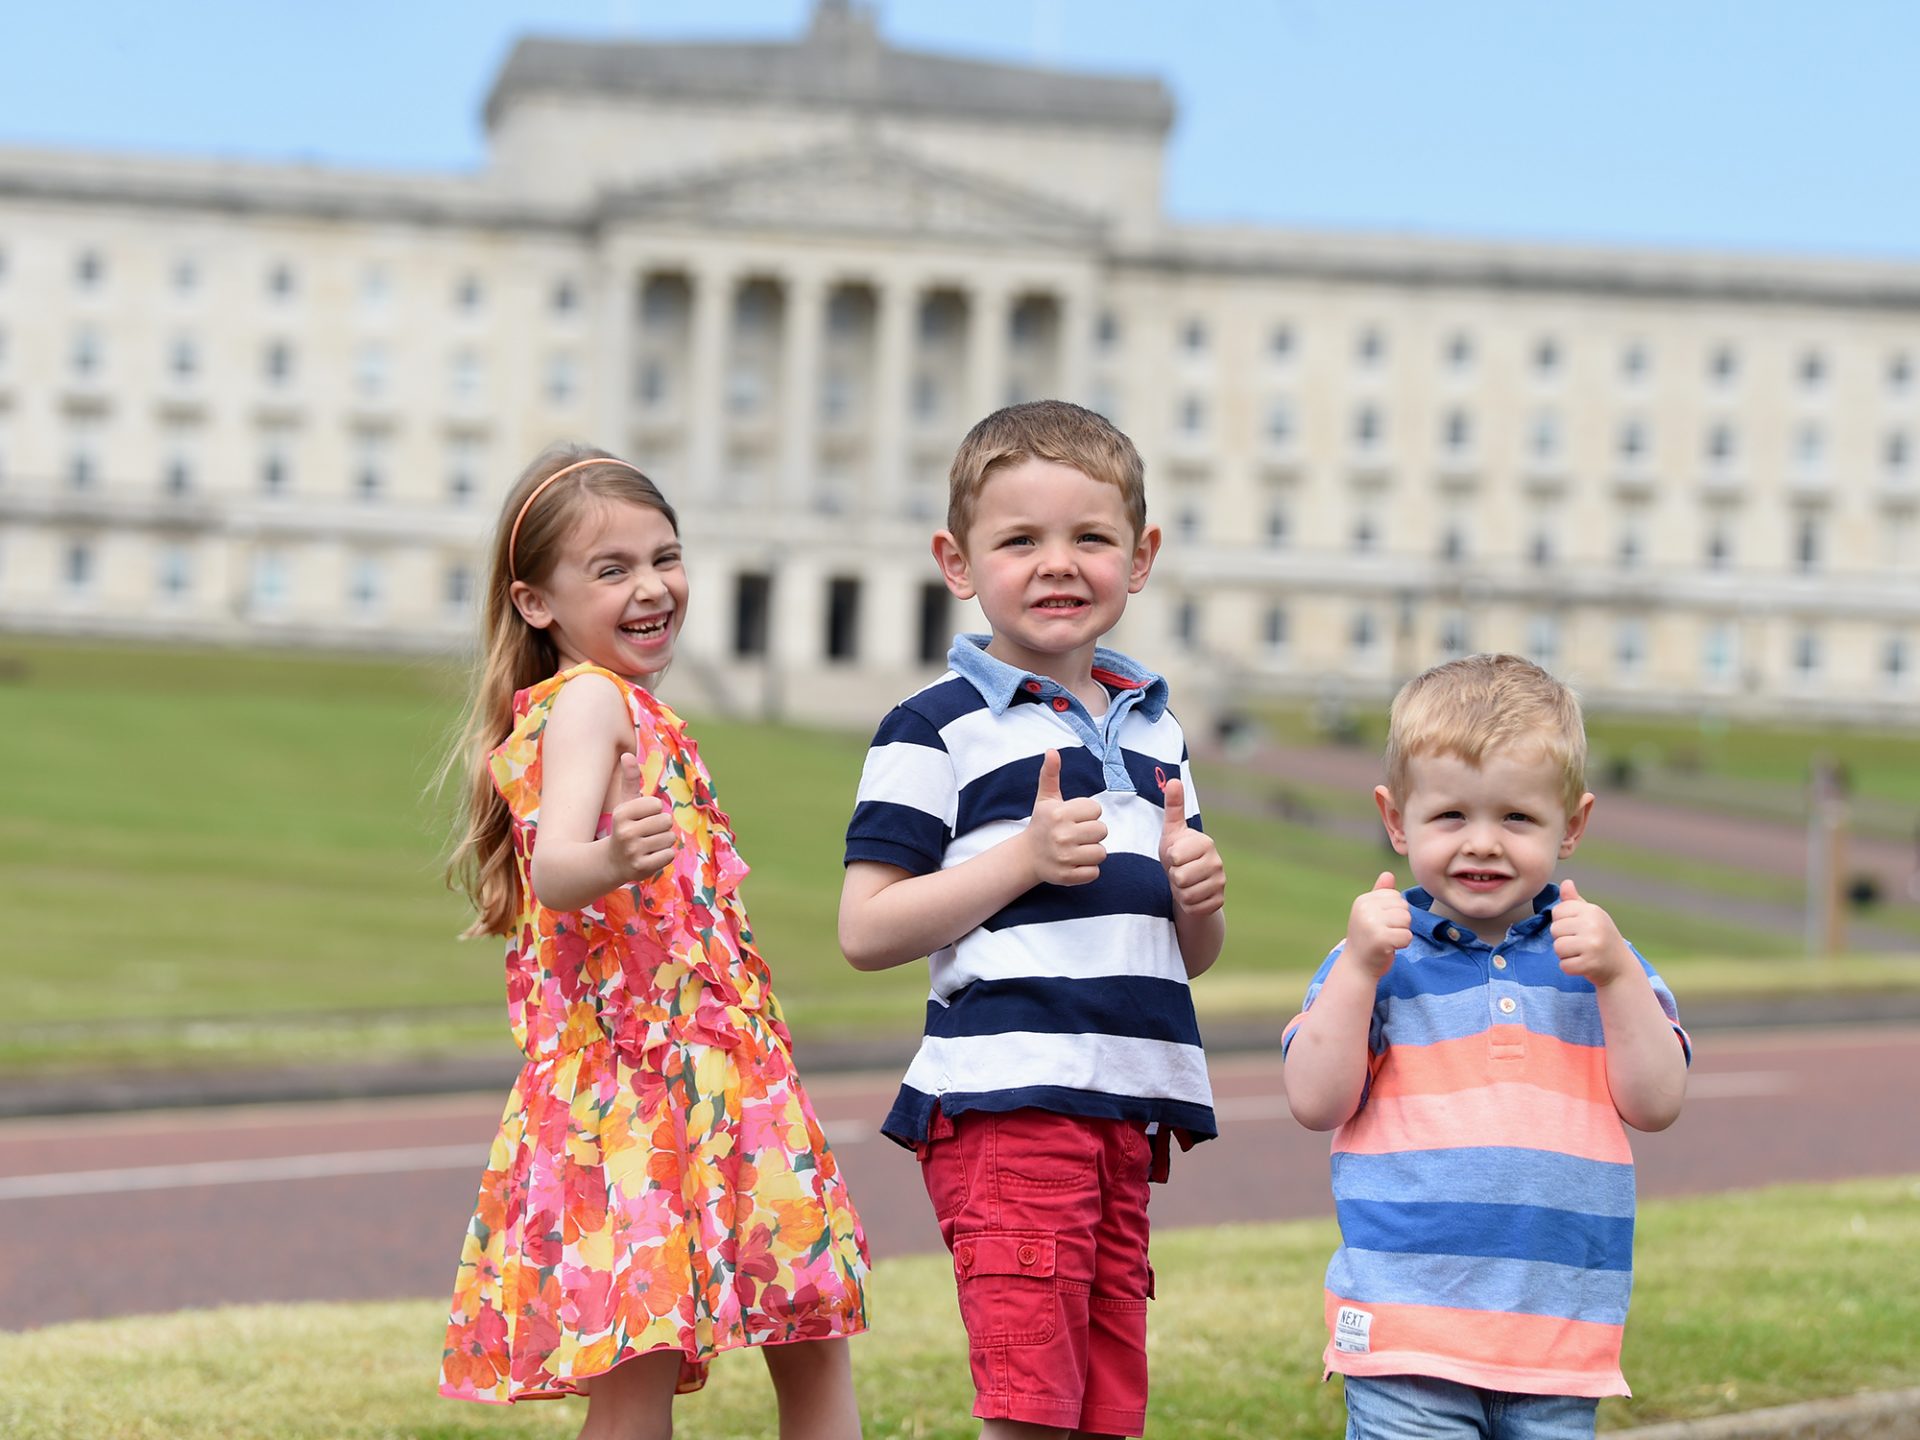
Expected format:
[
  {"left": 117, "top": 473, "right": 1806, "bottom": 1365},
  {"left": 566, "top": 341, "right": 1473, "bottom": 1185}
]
[
  {"left": 840, "top": 400, "right": 1226, "bottom": 1438},
  {"left": 1284, "top": 654, "right": 1689, "bottom": 1439}
]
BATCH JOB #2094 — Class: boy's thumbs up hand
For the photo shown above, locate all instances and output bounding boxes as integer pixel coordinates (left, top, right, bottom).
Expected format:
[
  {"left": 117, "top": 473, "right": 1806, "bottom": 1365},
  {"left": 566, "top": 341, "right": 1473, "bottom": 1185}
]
[
  {"left": 1550, "top": 877, "right": 1633, "bottom": 986},
  {"left": 1159, "top": 775, "right": 1225, "bottom": 918},
  {"left": 1345, "top": 870, "right": 1411, "bottom": 978},
  {"left": 1025, "top": 749, "right": 1107, "bottom": 887},
  {"left": 610, "top": 751, "right": 676, "bottom": 883}
]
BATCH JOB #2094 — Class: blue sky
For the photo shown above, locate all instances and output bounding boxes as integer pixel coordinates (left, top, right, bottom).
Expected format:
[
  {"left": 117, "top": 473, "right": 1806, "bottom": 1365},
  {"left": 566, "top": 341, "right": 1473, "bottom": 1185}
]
[{"left": 0, "top": 0, "right": 1913, "bottom": 259}]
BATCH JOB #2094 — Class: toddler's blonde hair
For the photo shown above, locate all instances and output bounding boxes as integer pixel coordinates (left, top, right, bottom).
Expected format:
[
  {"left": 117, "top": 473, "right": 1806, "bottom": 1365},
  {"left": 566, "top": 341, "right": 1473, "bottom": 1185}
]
[{"left": 1384, "top": 653, "right": 1588, "bottom": 812}]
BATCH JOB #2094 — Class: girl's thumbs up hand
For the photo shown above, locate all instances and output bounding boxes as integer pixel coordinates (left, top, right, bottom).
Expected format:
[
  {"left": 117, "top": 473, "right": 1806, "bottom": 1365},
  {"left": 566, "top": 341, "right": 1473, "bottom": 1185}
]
[
  {"left": 1159, "top": 775, "right": 1226, "bottom": 918},
  {"left": 610, "top": 751, "right": 676, "bottom": 882}
]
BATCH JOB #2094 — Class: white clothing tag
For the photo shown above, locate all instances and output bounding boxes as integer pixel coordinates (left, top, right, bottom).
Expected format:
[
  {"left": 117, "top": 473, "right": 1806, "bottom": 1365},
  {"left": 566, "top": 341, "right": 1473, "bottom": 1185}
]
[{"left": 1333, "top": 1305, "right": 1374, "bottom": 1354}]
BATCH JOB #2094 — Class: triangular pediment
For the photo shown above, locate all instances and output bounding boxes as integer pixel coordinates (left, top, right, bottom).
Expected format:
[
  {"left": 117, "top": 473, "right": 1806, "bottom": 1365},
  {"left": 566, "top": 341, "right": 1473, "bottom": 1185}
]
[{"left": 601, "top": 139, "right": 1106, "bottom": 249}]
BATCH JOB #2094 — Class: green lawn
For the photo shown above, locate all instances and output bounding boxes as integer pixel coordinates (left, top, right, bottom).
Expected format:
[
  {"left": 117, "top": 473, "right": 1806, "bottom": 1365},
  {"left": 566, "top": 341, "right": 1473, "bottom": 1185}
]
[
  {"left": 4, "top": 638, "right": 1917, "bottom": 1074},
  {"left": 2, "top": 1178, "right": 1915, "bottom": 1438}
]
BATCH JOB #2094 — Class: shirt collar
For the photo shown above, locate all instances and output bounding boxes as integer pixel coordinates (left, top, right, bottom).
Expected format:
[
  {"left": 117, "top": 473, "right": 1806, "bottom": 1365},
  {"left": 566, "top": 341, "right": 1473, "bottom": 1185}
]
[
  {"left": 946, "top": 633, "right": 1170, "bottom": 720},
  {"left": 1406, "top": 882, "right": 1562, "bottom": 946}
]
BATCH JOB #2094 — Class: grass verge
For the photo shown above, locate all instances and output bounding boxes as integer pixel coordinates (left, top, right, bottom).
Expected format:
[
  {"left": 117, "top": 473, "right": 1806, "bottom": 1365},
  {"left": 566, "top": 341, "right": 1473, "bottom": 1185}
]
[{"left": 1, "top": 1179, "right": 1916, "bottom": 1438}]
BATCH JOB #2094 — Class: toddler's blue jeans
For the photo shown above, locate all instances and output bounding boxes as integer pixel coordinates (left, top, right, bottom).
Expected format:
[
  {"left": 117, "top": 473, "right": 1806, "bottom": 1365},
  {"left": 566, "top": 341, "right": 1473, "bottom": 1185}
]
[{"left": 1344, "top": 1373, "right": 1599, "bottom": 1440}]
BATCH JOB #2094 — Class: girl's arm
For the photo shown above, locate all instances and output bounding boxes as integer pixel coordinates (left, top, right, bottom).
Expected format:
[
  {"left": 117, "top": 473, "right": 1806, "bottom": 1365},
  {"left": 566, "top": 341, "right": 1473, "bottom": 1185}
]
[{"left": 528, "top": 674, "right": 675, "bottom": 911}]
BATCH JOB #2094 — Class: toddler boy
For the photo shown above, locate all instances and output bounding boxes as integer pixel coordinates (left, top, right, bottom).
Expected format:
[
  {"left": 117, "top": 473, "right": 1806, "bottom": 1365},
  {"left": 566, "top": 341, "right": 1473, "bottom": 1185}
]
[{"left": 1284, "top": 652, "right": 1688, "bottom": 1437}]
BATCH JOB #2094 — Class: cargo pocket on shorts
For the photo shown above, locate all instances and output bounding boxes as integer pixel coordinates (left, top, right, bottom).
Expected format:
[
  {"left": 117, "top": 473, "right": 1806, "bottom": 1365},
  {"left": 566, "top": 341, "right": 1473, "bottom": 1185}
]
[{"left": 953, "top": 1231, "right": 1058, "bottom": 1346}]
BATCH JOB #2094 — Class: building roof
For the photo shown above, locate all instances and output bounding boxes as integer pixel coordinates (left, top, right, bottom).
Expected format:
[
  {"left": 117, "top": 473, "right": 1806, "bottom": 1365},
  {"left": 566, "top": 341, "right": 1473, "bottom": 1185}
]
[{"left": 483, "top": 1, "right": 1174, "bottom": 135}]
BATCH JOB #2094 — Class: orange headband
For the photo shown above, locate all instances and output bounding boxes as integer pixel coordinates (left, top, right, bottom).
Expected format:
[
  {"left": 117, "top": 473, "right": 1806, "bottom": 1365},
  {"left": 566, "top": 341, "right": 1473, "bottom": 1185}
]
[{"left": 507, "top": 456, "right": 644, "bottom": 581}]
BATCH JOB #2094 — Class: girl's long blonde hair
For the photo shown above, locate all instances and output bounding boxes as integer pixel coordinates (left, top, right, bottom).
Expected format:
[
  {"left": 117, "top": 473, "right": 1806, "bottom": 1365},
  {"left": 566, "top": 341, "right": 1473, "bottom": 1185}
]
[{"left": 444, "top": 443, "right": 679, "bottom": 936}]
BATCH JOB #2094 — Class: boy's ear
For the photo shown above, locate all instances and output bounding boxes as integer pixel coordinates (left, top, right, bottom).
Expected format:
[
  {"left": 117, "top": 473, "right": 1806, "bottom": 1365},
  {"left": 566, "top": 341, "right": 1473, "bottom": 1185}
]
[
  {"left": 1559, "top": 791, "right": 1596, "bottom": 857},
  {"left": 1127, "top": 522, "right": 1164, "bottom": 593},
  {"left": 1373, "top": 785, "right": 1410, "bottom": 855},
  {"left": 931, "top": 530, "right": 976, "bottom": 600},
  {"left": 508, "top": 579, "right": 554, "bottom": 630}
]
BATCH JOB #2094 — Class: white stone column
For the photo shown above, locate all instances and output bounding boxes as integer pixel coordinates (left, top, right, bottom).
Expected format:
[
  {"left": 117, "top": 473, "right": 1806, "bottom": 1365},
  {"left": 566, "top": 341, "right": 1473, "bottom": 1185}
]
[
  {"left": 777, "top": 267, "right": 825, "bottom": 513},
  {"left": 965, "top": 282, "right": 1011, "bottom": 419},
  {"left": 686, "top": 263, "right": 733, "bottom": 504},
  {"left": 596, "top": 254, "right": 636, "bottom": 444},
  {"left": 1056, "top": 285, "right": 1094, "bottom": 406},
  {"left": 869, "top": 274, "right": 917, "bottom": 517}
]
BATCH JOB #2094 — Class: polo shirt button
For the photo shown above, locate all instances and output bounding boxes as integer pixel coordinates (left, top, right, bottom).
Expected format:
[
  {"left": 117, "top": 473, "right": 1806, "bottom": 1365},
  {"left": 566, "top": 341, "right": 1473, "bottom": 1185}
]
[
  {"left": 1019, "top": 1244, "right": 1038, "bottom": 1266},
  {"left": 1492, "top": 954, "right": 1507, "bottom": 969},
  {"left": 1498, "top": 996, "right": 1517, "bottom": 1015},
  {"left": 1445, "top": 927, "right": 1461, "bottom": 942},
  {"left": 1023, "top": 680, "right": 1043, "bottom": 694},
  {"left": 1051, "top": 696, "right": 1070, "bottom": 711}
]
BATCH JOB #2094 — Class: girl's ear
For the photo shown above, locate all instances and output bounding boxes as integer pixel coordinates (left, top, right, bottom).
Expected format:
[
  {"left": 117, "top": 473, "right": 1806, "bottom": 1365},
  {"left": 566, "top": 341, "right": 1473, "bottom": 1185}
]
[
  {"left": 931, "top": 530, "right": 976, "bottom": 600},
  {"left": 508, "top": 580, "right": 553, "bottom": 630}
]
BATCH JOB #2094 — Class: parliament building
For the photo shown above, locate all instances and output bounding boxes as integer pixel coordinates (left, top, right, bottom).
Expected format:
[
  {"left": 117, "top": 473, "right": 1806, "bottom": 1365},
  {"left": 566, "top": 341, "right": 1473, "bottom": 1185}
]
[{"left": 2, "top": 3, "right": 1916, "bottom": 724}]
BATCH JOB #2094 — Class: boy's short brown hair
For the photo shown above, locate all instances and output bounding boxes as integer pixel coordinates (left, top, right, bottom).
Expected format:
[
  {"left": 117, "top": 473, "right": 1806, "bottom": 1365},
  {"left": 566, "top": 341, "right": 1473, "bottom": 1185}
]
[
  {"left": 1385, "top": 653, "right": 1589, "bottom": 812},
  {"left": 947, "top": 400, "right": 1146, "bottom": 544}
]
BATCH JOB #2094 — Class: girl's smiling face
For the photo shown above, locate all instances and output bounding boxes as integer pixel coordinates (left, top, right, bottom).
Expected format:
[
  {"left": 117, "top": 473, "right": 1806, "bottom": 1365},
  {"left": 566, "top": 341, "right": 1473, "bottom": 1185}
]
[{"left": 509, "top": 498, "right": 687, "bottom": 682}]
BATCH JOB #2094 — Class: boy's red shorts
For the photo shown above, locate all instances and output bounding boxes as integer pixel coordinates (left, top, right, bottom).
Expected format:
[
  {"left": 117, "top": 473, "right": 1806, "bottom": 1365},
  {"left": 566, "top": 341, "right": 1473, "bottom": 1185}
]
[{"left": 917, "top": 1105, "right": 1155, "bottom": 1436}]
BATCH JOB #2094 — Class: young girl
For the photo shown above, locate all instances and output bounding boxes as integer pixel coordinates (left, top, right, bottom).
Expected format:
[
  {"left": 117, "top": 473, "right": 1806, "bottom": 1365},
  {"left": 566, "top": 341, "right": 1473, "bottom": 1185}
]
[{"left": 439, "top": 445, "right": 869, "bottom": 1439}]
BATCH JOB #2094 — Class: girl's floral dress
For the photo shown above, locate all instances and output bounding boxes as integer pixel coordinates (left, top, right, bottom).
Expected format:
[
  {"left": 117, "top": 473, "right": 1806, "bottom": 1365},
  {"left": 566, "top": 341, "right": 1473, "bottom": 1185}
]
[{"left": 440, "top": 663, "right": 869, "bottom": 1403}]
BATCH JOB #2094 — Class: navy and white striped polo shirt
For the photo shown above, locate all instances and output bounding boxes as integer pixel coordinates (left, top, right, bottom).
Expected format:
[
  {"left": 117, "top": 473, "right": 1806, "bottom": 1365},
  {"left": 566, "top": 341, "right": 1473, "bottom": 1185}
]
[{"left": 844, "top": 633, "right": 1216, "bottom": 1148}]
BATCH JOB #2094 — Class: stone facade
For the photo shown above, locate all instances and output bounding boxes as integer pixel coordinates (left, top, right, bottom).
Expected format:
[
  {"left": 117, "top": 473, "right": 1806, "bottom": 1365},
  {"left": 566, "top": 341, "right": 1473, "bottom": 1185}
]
[{"left": 0, "top": 2, "right": 1916, "bottom": 725}]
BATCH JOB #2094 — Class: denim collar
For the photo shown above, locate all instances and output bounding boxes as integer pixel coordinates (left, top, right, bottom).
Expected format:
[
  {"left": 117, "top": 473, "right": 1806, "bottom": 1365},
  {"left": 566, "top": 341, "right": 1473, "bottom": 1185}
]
[
  {"left": 946, "top": 633, "right": 1170, "bottom": 721},
  {"left": 1406, "top": 882, "right": 1562, "bottom": 947}
]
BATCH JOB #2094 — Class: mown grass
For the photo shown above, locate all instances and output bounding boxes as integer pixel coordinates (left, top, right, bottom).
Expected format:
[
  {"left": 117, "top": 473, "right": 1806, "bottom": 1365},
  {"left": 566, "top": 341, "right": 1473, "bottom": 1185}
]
[
  {"left": 2, "top": 1178, "right": 1916, "bottom": 1438},
  {"left": 4, "top": 637, "right": 1917, "bottom": 1074}
]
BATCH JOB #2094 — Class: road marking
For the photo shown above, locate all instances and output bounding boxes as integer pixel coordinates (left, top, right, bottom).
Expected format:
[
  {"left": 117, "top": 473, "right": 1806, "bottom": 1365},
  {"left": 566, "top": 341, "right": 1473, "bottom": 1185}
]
[
  {"left": 1687, "top": 1070, "right": 1794, "bottom": 1099},
  {"left": 0, "top": 1120, "right": 879, "bottom": 1200}
]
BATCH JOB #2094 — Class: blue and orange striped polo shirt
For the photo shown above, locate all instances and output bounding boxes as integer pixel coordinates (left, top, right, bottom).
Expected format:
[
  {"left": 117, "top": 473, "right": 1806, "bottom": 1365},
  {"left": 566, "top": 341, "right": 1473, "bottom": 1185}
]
[{"left": 1283, "top": 885, "right": 1689, "bottom": 1398}]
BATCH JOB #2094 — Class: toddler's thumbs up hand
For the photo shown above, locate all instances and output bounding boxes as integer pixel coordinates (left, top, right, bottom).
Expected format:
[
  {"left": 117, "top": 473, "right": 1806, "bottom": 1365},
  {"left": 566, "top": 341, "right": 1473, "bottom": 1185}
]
[
  {"left": 1026, "top": 749, "right": 1106, "bottom": 887},
  {"left": 1159, "top": 775, "right": 1225, "bottom": 917},
  {"left": 610, "top": 751, "right": 676, "bottom": 882},
  {"left": 1551, "top": 877, "right": 1633, "bottom": 986},
  {"left": 1345, "top": 870, "right": 1411, "bottom": 978}
]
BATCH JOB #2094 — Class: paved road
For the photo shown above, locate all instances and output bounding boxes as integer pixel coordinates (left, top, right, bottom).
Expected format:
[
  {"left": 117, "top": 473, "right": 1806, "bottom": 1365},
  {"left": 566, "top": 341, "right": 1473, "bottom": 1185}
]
[{"left": 4, "top": 1025, "right": 1918, "bottom": 1329}]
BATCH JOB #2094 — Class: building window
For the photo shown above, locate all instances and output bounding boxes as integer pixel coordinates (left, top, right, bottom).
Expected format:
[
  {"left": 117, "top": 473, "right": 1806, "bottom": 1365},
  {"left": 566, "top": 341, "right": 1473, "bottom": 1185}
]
[
  {"left": 1438, "top": 524, "right": 1468, "bottom": 563},
  {"left": 821, "top": 368, "right": 853, "bottom": 424},
  {"left": 551, "top": 277, "right": 579, "bottom": 315},
  {"left": 1269, "top": 323, "right": 1295, "bottom": 363},
  {"left": 348, "top": 554, "right": 384, "bottom": 615},
  {"left": 1176, "top": 505, "right": 1201, "bottom": 542},
  {"left": 733, "top": 572, "right": 772, "bottom": 657},
  {"left": 1353, "top": 404, "right": 1383, "bottom": 451},
  {"left": 1266, "top": 398, "right": 1293, "bottom": 447},
  {"left": 1706, "top": 422, "right": 1735, "bottom": 468},
  {"left": 1617, "top": 418, "right": 1647, "bottom": 464},
  {"left": 1442, "top": 408, "right": 1472, "bottom": 455},
  {"left": 360, "top": 263, "right": 390, "bottom": 309},
  {"left": 1795, "top": 423, "right": 1825, "bottom": 476},
  {"left": 1704, "top": 518, "right": 1734, "bottom": 570},
  {"left": 913, "top": 372, "right": 941, "bottom": 422},
  {"left": 1798, "top": 349, "right": 1826, "bottom": 390},
  {"left": 156, "top": 543, "right": 192, "bottom": 601},
  {"left": 1615, "top": 618, "right": 1647, "bottom": 677},
  {"left": 1794, "top": 513, "right": 1821, "bottom": 572},
  {"left": 1265, "top": 502, "right": 1289, "bottom": 549},
  {"left": 1884, "top": 634, "right": 1910, "bottom": 686},
  {"left": 1527, "top": 613, "right": 1560, "bottom": 669},
  {"left": 1439, "top": 611, "right": 1471, "bottom": 658},
  {"left": 266, "top": 262, "right": 297, "bottom": 300},
  {"left": 1616, "top": 512, "right": 1644, "bottom": 569},
  {"left": 355, "top": 342, "right": 388, "bottom": 401},
  {"left": 451, "top": 348, "right": 482, "bottom": 402},
  {"left": 1709, "top": 344, "right": 1739, "bottom": 386},
  {"left": 1702, "top": 621, "right": 1736, "bottom": 684},
  {"left": 1532, "top": 336, "right": 1561, "bottom": 377},
  {"left": 1173, "top": 598, "right": 1199, "bottom": 647},
  {"left": 1263, "top": 603, "right": 1289, "bottom": 652},
  {"left": 1621, "top": 341, "right": 1649, "bottom": 382},
  {"left": 162, "top": 450, "right": 193, "bottom": 497},
  {"left": 447, "top": 436, "right": 483, "bottom": 505},
  {"left": 1179, "top": 394, "right": 1205, "bottom": 437},
  {"left": 1792, "top": 628, "right": 1821, "bottom": 678},
  {"left": 354, "top": 433, "right": 387, "bottom": 502},
  {"left": 825, "top": 577, "right": 861, "bottom": 661},
  {"left": 918, "top": 583, "right": 951, "bottom": 665},
  {"left": 64, "top": 540, "right": 94, "bottom": 593},
  {"left": 1181, "top": 317, "right": 1208, "bottom": 355},
  {"left": 71, "top": 327, "right": 101, "bottom": 378},
  {"left": 251, "top": 548, "right": 288, "bottom": 611},
  {"left": 1887, "top": 432, "right": 1912, "bottom": 482},
  {"left": 454, "top": 274, "right": 484, "bottom": 313},
  {"left": 1529, "top": 410, "right": 1561, "bottom": 463},
  {"left": 1444, "top": 331, "right": 1474, "bottom": 372},
  {"left": 443, "top": 563, "right": 473, "bottom": 612},
  {"left": 1094, "top": 311, "right": 1119, "bottom": 352},
  {"left": 75, "top": 249, "right": 104, "bottom": 290},
  {"left": 547, "top": 351, "right": 578, "bottom": 406},
  {"left": 1528, "top": 527, "right": 1554, "bottom": 568},
  {"left": 1351, "top": 512, "right": 1378, "bottom": 554},
  {"left": 259, "top": 433, "right": 292, "bottom": 496},
  {"left": 263, "top": 339, "right": 294, "bottom": 387},
  {"left": 1350, "top": 608, "right": 1378, "bottom": 656},
  {"left": 66, "top": 432, "right": 99, "bottom": 492},
  {"left": 826, "top": 290, "right": 862, "bottom": 337},
  {"left": 1888, "top": 353, "right": 1912, "bottom": 395},
  {"left": 167, "top": 335, "right": 198, "bottom": 382},
  {"left": 637, "top": 359, "right": 668, "bottom": 408},
  {"left": 1355, "top": 326, "right": 1385, "bottom": 369}
]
